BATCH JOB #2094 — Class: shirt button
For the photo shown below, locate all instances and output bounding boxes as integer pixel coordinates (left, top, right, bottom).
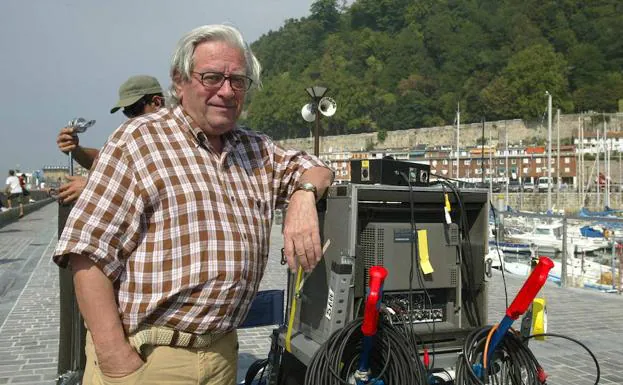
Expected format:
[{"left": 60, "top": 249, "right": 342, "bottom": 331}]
[
  {"left": 242, "top": 234, "right": 247, "bottom": 240},
  {"left": 231, "top": 196, "right": 236, "bottom": 201}
]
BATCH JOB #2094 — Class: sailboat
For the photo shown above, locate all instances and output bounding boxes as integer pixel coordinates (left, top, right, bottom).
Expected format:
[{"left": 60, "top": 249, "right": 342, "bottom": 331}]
[{"left": 506, "top": 221, "right": 610, "bottom": 253}]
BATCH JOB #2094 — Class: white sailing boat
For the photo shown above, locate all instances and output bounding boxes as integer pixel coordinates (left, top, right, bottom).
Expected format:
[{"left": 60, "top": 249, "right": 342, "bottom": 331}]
[{"left": 506, "top": 222, "right": 610, "bottom": 253}]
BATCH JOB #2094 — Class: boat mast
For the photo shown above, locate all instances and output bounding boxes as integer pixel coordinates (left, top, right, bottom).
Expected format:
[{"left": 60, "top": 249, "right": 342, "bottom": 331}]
[
  {"left": 578, "top": 115, "right": 582, "bottom": 207},
  {"left": 556, "top": 108, "right": 560, "bottom": 207},
  {"left": 489, "top": 123, "right": 493, "bottom": 197},
  {"left": 505, "top": 121, "right": 509, "bottom": 208},
  {"left": 546, "top": 91, "right": 552, "bottom": 211},
  {"left": 456, "top": 102, "right": 460, "bottom": 181},
  {"left": 597, "top": 117, "right": 601, "bottom": 208},
  {"left": 605, "top": 113, "right": 610, "bottom": 207}
]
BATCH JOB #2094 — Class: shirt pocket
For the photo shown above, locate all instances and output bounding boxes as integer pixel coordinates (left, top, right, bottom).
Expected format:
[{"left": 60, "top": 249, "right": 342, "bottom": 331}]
[{"left": 240, "top": 196, "right": 270, "bottom": 279}]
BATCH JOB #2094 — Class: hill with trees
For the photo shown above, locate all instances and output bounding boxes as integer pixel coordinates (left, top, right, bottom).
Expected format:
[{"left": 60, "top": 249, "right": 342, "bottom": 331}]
[{"left": 242, "top": 0, "right": 623, "bottom": 140}]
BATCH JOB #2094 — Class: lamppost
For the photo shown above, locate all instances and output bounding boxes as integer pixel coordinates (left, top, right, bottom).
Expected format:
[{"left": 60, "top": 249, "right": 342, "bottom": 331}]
[{"left": 301, "top": 86, "right": 336, "bottom": 156}]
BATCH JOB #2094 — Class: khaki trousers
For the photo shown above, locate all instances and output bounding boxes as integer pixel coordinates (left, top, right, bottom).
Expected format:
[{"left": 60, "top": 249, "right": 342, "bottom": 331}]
[{"left": 83, "top": 329, "right": 238, "bottom": 385}]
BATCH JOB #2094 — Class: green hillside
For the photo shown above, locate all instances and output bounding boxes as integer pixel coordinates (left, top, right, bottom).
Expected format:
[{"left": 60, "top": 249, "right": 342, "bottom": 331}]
[{"left": 241, "top": 0, "right": 623, "bottom": 140}]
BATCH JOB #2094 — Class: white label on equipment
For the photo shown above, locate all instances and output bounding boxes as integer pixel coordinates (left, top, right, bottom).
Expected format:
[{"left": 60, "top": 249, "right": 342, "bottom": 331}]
[{"left": 325, "top": 288, "right": 335, "bottom": 320}]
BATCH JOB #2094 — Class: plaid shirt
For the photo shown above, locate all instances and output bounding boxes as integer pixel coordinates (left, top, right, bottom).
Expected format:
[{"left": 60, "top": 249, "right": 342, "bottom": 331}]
[{"left": 54, "top": 106, "right": 329, "bottom": 335}]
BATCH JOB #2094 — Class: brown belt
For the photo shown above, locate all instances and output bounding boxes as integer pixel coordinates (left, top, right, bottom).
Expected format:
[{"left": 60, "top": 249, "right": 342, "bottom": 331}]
[{"left": 129, "top": 325, "right": 226, "bottom": 353}]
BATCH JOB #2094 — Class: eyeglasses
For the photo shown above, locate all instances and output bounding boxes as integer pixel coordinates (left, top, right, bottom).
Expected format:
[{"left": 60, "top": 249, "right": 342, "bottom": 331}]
[
  {"left": 192, "top": 71, "right": 253, "bottom": 92},
  {"left": 123, "top": 98, "right": 148, "bottom": 118}
]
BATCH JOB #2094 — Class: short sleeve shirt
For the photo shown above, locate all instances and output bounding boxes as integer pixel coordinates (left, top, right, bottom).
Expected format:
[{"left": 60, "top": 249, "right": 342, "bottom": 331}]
[
  {"left": 5, "top": 176, "right": 22, "bottom": 194},
  {"left": 53, "top": 106, "right": 330, "bottom": 334}
]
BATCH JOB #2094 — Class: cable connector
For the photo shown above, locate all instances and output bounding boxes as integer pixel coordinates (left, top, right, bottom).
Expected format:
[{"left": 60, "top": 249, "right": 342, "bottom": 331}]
[
  {"left": 380, "top": 304, "right": 395, "bottom": 316},
  {"left": 354, "top": 369, "right": 370, "bottom": 383},
  {"left": 537, "top": 366, "right": 548, "bottom": 384},
  {"left": 472, "top": 363, "right": 483, "bottom": 379},
  {"left": 443, "top": 192, "right": 452, "bottom": 224}
]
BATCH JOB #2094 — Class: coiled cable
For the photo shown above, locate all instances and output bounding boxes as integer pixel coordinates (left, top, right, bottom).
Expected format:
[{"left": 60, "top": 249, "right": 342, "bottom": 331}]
[
  {"left": 304, "top": 318, "right": 428, "bottom": 385},
  {"left": 455, "top": 326, "right": 600, "bottom": 385}
]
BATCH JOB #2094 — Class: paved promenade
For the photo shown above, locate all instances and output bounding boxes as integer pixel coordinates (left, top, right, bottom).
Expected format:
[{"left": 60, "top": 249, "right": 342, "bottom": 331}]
[{"left": 0, "top": 203, "right": 622, "bottom": 384}]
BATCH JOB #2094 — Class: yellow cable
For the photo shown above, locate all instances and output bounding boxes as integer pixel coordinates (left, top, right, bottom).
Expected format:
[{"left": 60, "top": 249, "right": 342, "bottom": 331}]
[
  {"left": 483, "top": 324, "right": 498, "bottom": 370},
  {"left": 285, "top": 266, "right": 304, "bottom": 353}
]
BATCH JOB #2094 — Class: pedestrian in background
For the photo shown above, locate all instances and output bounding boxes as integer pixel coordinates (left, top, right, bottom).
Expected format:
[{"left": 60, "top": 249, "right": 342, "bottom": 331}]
[
  {"left": 4, "top": 170, "right": 23, "bottom": 217},
  {"left": 19, "top": 173, "right": 32, "bottom": 202}
]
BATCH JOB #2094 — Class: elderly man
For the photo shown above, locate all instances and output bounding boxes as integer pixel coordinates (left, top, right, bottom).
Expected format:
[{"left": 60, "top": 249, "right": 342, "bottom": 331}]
[
  {"left": 54, "top": 24, "right": 333, "bottom": 385},
  {"left": 55, "top": 75, "right": 165, "bottom": 203}
]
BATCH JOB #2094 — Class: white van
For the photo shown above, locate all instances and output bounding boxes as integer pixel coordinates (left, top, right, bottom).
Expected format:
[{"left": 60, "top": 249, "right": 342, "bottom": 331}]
[{"left": 537, "top": 177, "right": 552, "bottom": 193}]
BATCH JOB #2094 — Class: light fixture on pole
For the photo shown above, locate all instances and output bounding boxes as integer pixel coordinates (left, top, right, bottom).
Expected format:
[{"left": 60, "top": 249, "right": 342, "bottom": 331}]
[{"left": 302, "top": 86, "right": 336, "bottom": 156}]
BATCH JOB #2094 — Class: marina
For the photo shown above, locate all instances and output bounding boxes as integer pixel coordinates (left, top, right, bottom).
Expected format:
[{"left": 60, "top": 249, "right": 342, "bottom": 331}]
[{"left": 490, "top": 207, "right": 623, "bottom": 292}]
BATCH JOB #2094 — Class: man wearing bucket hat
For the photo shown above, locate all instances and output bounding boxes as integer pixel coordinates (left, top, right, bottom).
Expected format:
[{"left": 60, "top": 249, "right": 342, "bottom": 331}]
[
  {"left": 55, "top": 75, "right": 165, "bottom": 203},
  {"left": 109, "top": 75, "right": 165, "bottom": 116}
]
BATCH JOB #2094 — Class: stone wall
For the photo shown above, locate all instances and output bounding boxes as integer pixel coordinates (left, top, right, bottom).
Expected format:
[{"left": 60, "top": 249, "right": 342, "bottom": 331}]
[
  {"left": 278, "top": 113, "right": 623, "bottom": 153},
  {"left": 494, "top": 192, "right": 623, "bottom": 213},
  {"left": 0, "top": 198, "right": 55, "bottom": 229}
]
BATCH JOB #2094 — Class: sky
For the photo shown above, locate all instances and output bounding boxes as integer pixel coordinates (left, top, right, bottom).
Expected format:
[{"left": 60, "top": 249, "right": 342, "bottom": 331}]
[{"left": 0, "top": 0, "right": 328, "bottom": 173}]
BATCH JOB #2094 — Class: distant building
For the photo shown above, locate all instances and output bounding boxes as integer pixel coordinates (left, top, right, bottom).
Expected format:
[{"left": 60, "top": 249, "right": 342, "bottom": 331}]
[
  {"left": 42, "top": 166, "right": 68, "bottom": 188},
  {"left": 575, "top": 131, "right": 623, "bottom": 153},
  {"left": 41, "top": 162, "right": 89, "bottom": 188},
  {"left": 320, "top": 144, "right": 578, "bottom": 186}
]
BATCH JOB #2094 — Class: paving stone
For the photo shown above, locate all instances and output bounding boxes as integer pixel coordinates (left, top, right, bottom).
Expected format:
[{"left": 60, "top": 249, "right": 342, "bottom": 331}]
[{"left": 9, "top": 375, "right": 43, "bottom": 383}]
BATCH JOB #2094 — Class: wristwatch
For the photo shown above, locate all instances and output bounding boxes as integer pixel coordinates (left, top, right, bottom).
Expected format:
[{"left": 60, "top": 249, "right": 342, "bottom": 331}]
[{"left": 292, "top": 182, "right": 318, "bottom": 200}]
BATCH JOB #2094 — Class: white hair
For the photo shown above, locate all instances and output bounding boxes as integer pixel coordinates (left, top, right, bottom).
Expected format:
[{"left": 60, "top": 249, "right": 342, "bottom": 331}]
[{"left": 168, "top": 24, "right": 262, "bottom": 105}]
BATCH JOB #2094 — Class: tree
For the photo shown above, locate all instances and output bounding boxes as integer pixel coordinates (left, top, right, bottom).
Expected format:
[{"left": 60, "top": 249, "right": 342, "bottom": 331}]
[
  {"left": 481, "top": 44, "right": 572, "bottom": 119},
  {"left": 244, "top": 0, "right": 621, "bottom": 139},
  {"left": 350, "top": 0, "right": 412, "bottom": 33},
  {"left": 310, "top": 0, "right": 340, "bottom": 32},
  {"left": 567, "top": 43, "right": 605, "bottom": 88},
  {"left": 573, "top": 72, "right": 623, "bottom": 112}
]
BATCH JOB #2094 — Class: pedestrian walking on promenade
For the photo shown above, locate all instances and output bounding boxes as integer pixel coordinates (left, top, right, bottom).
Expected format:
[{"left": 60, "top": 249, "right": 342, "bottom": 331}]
[
  {"left": 54, "top": 24, "right": 333, "bottom": 384},
  {"left": 4, "top": 169, "right": 23, "bottom": 217}
]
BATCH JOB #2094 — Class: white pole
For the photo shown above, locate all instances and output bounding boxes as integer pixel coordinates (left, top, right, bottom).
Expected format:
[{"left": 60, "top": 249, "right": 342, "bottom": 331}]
[
  {"left": 546, "top": 91, "right": 552, "bottom": 210},
  {"left": 505, "top": 121, "right": 509, "bottom": 207},
  {"left": 556, "top": 108, "right": 560, "bottom": 207},
  {"left": 456, "top": 103, "right": 460, "bottom": 181},
  {"left": 597, "top": 119, "right": 601, "bottom": 207},
  {"left": 605, "top": 114, "right": 610, "bottom": 207},
  {"left": 576, "top": 116, "right": 584, "bottom": 207},
  {"left": 519, "top": 150, "right": 523, "bottom": 210},
  {"left": 489, "top": 125, "right": 493, "bottom": 197},
  {"left": 581, "top": 115, "right": 585, "bottom": 204}
]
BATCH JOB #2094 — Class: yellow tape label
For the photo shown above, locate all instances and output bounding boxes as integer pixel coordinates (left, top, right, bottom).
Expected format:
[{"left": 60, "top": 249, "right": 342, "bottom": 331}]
[{"left": 417, "top": 229, "right": 434, "bottom": 274}]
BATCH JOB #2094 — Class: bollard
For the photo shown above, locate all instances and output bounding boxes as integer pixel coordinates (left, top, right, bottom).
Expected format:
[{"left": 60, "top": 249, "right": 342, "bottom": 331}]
[
  {"left": 57, "top": 202, "right": 86, "bottom": 382},
  {"left": 57, "top": 118, "right": 93, "bottom": 383}
]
